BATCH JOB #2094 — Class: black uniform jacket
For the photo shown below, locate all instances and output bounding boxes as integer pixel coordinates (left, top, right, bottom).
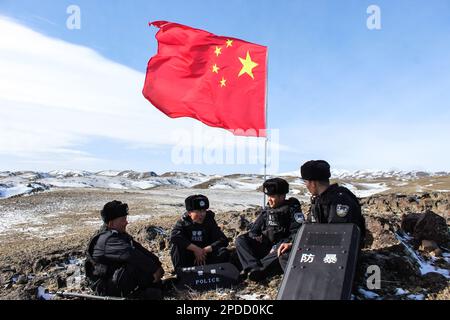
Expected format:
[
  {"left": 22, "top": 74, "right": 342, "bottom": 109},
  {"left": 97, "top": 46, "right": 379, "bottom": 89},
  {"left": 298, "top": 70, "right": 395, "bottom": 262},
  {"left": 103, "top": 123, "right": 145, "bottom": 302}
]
[
  {"left": 170, "top": 210, "right": 229, "bottom": 253},
  {"left": 89, "top": 227, "right": 162, "bottom": 287},
  {"left": 308, "top": 183, "right": 366, "bottom": 239},
  {"left": 249, "top": 197, "right": 304, "bottom": 245}
]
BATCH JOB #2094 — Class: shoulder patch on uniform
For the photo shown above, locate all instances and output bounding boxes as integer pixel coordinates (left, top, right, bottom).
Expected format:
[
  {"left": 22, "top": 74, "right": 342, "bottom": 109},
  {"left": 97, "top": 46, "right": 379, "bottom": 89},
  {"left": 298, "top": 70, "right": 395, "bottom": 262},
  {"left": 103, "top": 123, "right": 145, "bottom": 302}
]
[
  {"left": 294, "top": 212, "right": 305, "bottom": 223},
  {"left": 336, "top": 204, "right": 350, "bottom": 217}
]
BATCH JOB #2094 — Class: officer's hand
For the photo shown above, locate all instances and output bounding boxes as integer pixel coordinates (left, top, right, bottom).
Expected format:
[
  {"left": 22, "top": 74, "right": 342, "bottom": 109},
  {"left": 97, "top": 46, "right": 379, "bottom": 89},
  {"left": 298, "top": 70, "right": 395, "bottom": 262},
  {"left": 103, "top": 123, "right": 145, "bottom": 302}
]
[
  {"left": 277, "top": 243, "right": 292, "bottom": 256},
  {"left": 153, "top": 267, "right": 164, "bottom": 283},
  {"left": 193, "top": 246, "right": 207, "bottom": 265},
  {"left": 203, "top": 245, "right": 213, "bottom": 253}
]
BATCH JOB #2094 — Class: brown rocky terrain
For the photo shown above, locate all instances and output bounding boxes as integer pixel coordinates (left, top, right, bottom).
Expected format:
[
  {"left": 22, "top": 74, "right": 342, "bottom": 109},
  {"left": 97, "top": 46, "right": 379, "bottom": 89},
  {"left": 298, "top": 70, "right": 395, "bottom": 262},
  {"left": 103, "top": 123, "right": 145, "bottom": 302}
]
[{"left": 0, "top": 189, "right": 448, "bottom": 300}]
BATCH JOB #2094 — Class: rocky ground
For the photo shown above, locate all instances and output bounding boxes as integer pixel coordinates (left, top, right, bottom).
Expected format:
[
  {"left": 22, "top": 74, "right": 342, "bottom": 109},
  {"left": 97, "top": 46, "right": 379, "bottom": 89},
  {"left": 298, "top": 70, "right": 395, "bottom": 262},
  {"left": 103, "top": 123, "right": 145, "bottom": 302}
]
[{"left": 0, "top": 189, "right": 448, "bottom": 300}]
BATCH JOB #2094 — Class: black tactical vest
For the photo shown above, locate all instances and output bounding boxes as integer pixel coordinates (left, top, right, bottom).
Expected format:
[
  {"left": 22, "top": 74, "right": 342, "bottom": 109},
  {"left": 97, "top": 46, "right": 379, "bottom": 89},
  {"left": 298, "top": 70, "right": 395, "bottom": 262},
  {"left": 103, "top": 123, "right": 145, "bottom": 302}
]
[
  {"left": 85, "top": 229, "right": 122, "bottom": 290},
  {"left": 263, "top": 198, "right": 301, "bottom": 243}
]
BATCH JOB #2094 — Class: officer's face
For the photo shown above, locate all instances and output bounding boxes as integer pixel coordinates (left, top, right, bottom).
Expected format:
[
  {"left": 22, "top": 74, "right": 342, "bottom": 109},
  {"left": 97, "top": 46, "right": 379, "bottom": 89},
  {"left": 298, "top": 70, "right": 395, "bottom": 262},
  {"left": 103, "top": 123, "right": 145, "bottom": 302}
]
[
  {"left": 189, "top": 209, "right": 206, "bottom": 224},
  {"left": 109, "top": 216, "right": 128, "bottom": 233},
  {"left": 267, "top": 194, "right": 285, "bottom": 208},
  {"left": 304, "top": 180, "right": 318, "bottom": 196}
]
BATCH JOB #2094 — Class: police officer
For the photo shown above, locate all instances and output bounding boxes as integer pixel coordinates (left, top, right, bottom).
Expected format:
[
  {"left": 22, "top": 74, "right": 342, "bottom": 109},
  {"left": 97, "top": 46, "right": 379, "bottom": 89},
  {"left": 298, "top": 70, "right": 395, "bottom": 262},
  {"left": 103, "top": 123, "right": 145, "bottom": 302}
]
[
  {"left": 170, "top": 195, "right": 230, "bottom": 271},
  {"left": 278, "top": 160, "right": 366, "bottom": 270},
  {"left": 235, "top": 178, "right": 304, "bottom": 282},
  {"left": 85, "top": 200, "right": 164, "bottom": 299}
]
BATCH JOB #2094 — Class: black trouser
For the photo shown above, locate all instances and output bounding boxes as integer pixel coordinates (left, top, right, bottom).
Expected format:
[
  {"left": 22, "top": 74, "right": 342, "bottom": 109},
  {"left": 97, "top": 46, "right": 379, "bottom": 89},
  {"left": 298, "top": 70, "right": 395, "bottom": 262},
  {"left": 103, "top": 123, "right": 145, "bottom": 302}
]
[
  {"left": 235, "top": 233, "right": 282, "bottom": 275},
  {"left": 94, "top": 265, "right": 163, "bottom": 300},
  {"left": 170, "top": 244, "right": 230, "bottom": 271}
]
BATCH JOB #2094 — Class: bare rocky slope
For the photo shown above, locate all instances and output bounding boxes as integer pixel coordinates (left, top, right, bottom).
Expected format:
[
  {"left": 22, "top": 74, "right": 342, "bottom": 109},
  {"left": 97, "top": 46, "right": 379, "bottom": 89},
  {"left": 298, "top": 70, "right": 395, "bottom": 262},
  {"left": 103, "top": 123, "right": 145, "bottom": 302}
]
[{"left": 0, "top": 190, "right": 448, "bottom": 300}]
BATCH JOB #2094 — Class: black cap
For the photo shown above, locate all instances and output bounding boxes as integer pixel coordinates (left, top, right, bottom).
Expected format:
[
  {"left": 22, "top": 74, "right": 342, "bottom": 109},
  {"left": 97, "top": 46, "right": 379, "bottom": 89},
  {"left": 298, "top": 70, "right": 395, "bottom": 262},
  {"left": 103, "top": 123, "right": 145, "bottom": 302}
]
[
  {"left": 185, "top": 195, "right": 209, "bottom": 211},
  {"left": 101, "top": 200, "right": 129, "bottom": 223},
  {"left": 263, "top": 178, "right": 289, "bottom": 195},
  {"left": 300, "top": 160, "right": 331, "bottom": 180}
]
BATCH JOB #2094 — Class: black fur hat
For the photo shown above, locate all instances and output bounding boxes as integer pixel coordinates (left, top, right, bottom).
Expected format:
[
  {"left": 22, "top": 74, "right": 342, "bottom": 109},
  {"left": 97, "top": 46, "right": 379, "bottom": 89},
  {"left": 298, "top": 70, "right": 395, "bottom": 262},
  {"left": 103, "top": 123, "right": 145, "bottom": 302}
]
[
  {"left": 185, "top": 195, "right": 209, "bottom": 211},
  {"left": 300, "top": 160, "right": 331, "bottom": 180},
  {"left": 101, "top": 200, "right": 129, "bottom": 223},
  {"left": 263, "top": 178, "right": 289, "bottom": 195}
]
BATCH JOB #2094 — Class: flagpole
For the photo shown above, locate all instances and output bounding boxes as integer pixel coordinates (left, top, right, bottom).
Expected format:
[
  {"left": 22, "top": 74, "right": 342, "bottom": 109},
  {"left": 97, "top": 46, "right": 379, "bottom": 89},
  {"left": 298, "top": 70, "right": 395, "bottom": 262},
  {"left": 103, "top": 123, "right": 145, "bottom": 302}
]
[{"left": 263, "top": 48, "right": 269, "bottom": 207}]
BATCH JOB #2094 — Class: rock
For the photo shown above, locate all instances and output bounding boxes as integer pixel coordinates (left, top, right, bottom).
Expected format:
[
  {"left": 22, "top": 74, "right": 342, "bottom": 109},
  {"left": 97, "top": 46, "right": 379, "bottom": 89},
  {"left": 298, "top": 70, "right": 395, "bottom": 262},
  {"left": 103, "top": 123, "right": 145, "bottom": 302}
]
[
  {"left": 56, "top": 276, "right": 67, "bottom": 289},
  {"left": 433, "top": 287, "right": 450, "bottom": 300},
  {"left": 3, "top": 282, "right": 13, "bottom": 289},
  {"left": 362, "top": 193, "right": 450, "bottom": 217},
  {"left": 420, "top": 240, "right": 438, "bottom": 252},
  {"left": 401, "top": 211, "right": 450, "bottom": 246},
  {"left": 268, "top": 277, "right": 281, "bottom": 288},
  {"left": 159, "top": 239, "right": 166, "bottom": 250},
  {"left": 418, "top": 273, "right": 448, "bottom": 292},
  {"left": 16, "top": 275, "right": 28, "bottom": 285},
  {"left": 364, "top": 215, "right": 399, "bottom": 249},
  {"left": 430, "top": 248, "right": 443, "bottom": 257},
  {"left": 412, "top": 211, "right": 449, "bottom": 245},
  {"left": 400, "top": 213, "right": 422, "bottom": 234},
  {"left": 239, "top": 215, "right": 250, "bottom": 231},
  {"left": 33, "top": 257, "right": 51, "bottom": 273},
  {"left": 356, "top": 249, "right": 420, "bottom": 290},
  {"left": 0, "top": 266, "right": 16, "bottom": 273},
  {"left": 138, "top": 226, "right": 167, "bottom": 241},
  {"left": 66, "top": 264, "right": 78, "bottom": 276},
  {"left": 407, "top": 196, "right": 419, "bottom": 204}
]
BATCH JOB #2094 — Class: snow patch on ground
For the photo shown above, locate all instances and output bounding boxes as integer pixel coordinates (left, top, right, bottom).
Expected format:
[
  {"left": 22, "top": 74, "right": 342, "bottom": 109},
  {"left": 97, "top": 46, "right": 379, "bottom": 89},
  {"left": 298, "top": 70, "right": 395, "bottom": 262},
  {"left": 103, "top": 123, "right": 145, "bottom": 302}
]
[
  {"left": 0, "top": 185, "right": 34, "bottom": 198},
  {"left": 210, "top": 180, "right": 261, "bottom": 191},
  {"left": 37, "top": 287, "right": 54, "bottom": 300},
  {"left": 341, "top": 182, "right": 390, "bottom": 198},
  {"left": 46, "top": 180, "right": 92, "bottom": 188},
  {"left": 237, "top": 293, "right": 270, "bottom": 300},
  {"left": 407, "top": 293, "right": 425, "bottom": 300},
  {"left": 96, "top": 170, "right": 122, "bottom": 177},
  {"left": 358, "top": 288, "right": 380, "bottom": 299},
  {"left": 396, "top": 232, "right": 450, "bottom": 279},
  {"left": 395, "top": 288, "right": 409, "bottom": 295},
  {"left": 130, "top": 181, "right": 160, "bottom": 189}
]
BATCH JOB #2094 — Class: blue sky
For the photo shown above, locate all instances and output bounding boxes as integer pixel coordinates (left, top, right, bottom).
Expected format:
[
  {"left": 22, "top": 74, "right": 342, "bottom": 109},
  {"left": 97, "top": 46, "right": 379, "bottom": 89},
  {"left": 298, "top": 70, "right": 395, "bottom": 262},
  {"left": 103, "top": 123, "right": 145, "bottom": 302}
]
[{"left": 0, "top": 0, "right": 449, "bottom": 174}]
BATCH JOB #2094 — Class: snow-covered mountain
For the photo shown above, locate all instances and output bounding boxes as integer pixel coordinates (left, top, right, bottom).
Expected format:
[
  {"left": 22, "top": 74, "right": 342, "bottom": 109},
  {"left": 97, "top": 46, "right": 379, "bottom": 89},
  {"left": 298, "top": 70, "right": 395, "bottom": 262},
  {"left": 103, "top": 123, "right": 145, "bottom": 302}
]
[
  {"left": 0, "top": 170, "right": 211, "bottom": 198},
  {"left": 279, "top": 169, "right": 450, "bottom": 180},
  {"left": 1, "top": 169, "right": 449, "bottom": 200}
]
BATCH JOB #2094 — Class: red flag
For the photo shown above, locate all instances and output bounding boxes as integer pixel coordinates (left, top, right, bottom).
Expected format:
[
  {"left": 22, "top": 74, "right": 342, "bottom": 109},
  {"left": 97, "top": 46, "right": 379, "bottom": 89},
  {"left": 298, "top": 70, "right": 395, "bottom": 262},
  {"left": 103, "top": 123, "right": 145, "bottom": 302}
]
[{"left": 142, "top": 21, "right": 267, "bottom": 137}]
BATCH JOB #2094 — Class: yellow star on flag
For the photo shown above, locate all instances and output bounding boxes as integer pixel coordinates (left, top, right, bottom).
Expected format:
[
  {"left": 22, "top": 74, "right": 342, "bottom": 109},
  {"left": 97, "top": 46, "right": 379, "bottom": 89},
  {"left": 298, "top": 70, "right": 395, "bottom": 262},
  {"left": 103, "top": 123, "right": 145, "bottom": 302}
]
[
  {"left": 226, "top": 39, "right": 233, "bottom": 47},
  {"left": 220, "top": 77, "right": 226, "bottom": 87},
  {"left": 212, "top": 64, "right": 219, "bottom": 73},
  {"left": 238, "top": 51, "right": 258, "bottom": 79},
  {"left": 214, "top": 46, "right": 222, "bottom": 57}
]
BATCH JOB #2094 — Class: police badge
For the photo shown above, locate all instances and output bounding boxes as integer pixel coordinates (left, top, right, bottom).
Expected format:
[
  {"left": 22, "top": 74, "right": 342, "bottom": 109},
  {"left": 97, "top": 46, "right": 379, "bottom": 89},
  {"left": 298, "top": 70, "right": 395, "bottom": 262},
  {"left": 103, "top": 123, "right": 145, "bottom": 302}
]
[
  {"left": 294, "top": 212, "right": 305, "bottom": 223},
  {"left": 336, "top": 204, "right": 350, "bottom": 217}
]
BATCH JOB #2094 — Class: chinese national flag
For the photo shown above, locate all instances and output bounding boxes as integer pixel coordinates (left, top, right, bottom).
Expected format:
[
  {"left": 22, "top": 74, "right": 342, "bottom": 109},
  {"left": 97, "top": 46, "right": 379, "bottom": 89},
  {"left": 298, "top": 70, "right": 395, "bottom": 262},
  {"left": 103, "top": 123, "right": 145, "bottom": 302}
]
[{"left": 142, "top": 21, "right": 267, "bottom": 137}]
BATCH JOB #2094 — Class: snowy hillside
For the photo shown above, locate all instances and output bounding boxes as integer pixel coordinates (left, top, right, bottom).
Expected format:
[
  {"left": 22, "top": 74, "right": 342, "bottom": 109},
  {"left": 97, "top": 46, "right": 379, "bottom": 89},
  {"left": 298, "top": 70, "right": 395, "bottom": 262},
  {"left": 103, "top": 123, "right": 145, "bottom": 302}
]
[
  {"left": 0, "top": 170, "right": 210, "bottom": 199},
  {"left": 1, "top": 169, "right": 449, "bottom": 200}
]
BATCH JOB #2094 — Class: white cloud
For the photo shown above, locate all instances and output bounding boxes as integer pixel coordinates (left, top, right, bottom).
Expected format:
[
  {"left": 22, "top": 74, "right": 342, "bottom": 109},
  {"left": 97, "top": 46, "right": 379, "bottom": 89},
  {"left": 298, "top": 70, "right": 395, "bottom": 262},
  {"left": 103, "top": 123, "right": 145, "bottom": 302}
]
[
  {"left": 281, "top": 122, "right": 450, "bottom": 172},
  {"left": 0, "top": 17, "right": 284, "bottom": 170}
]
